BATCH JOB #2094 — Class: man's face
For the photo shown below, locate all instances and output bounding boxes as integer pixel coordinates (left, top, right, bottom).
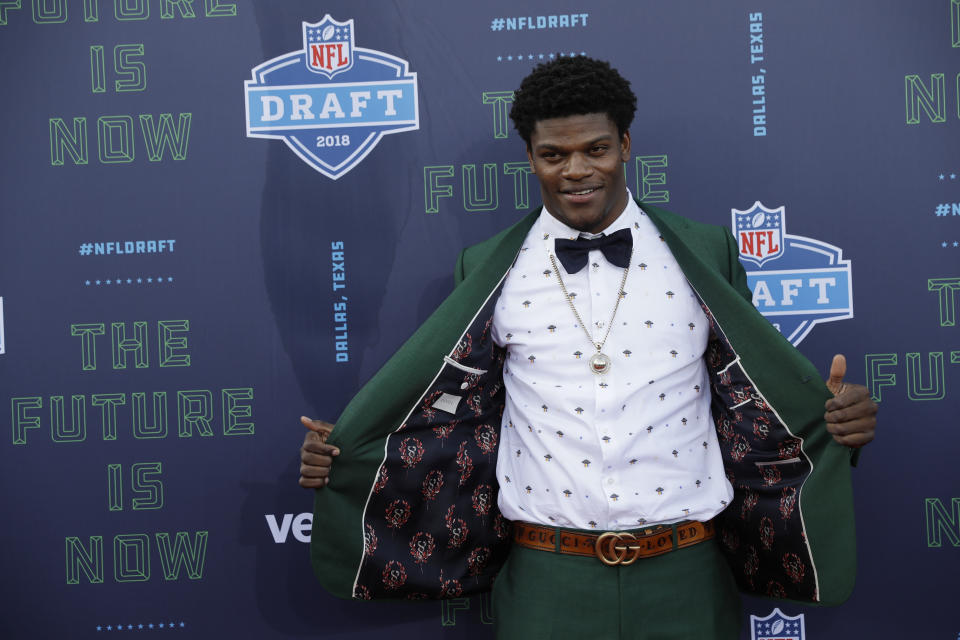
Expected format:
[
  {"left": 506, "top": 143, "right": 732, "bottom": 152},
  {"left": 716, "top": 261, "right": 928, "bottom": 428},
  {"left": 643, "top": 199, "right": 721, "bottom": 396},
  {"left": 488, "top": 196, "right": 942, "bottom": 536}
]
[{"left": 526, "top": 113, "right": 630, "bottom": 234}]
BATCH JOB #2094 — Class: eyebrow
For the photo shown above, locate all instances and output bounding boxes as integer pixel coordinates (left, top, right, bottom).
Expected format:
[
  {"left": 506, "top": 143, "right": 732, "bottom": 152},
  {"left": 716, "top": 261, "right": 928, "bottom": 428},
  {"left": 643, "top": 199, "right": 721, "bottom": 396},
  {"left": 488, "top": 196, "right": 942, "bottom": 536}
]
[{"left": 534, "top": 135, "right": 615, "bottom": 152}]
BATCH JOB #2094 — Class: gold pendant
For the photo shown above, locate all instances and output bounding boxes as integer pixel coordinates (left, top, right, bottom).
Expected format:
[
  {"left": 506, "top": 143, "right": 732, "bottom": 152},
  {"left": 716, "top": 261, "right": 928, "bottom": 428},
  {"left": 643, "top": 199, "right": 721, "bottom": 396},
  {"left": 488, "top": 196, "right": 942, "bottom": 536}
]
[{"left": 589, "top": 352, "right": 611, "bottom": 375}]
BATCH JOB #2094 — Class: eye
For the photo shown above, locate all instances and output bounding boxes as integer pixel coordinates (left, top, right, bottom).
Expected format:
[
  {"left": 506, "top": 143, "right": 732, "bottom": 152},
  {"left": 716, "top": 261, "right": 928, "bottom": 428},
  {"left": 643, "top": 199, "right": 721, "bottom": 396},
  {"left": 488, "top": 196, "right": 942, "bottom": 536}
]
[{"left": 590, "top": 144, "right": 609, "bottom": 154}]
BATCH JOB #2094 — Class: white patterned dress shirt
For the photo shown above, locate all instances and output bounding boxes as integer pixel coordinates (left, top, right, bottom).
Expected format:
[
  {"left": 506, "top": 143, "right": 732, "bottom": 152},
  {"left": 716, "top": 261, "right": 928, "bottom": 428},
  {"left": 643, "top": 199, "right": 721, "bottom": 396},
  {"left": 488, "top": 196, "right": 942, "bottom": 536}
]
[{"left": 492, "top": 196, "right": 733, "bottom": 530}]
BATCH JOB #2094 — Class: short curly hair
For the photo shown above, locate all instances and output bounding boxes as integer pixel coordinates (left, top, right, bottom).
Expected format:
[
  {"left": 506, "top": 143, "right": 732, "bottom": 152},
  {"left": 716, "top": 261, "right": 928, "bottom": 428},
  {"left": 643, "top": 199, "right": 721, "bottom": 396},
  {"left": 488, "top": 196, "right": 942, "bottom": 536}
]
[{"left": 509, "top": 56, "right": 637, "bottom": 147}]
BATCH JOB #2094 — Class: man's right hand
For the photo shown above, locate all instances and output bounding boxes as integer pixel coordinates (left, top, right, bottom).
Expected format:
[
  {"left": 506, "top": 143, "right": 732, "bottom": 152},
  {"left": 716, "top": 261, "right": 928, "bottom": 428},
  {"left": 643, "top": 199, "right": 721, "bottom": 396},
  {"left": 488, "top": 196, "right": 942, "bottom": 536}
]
[{"left": 299, "top": 416, "right": 339, "bottom": 488}]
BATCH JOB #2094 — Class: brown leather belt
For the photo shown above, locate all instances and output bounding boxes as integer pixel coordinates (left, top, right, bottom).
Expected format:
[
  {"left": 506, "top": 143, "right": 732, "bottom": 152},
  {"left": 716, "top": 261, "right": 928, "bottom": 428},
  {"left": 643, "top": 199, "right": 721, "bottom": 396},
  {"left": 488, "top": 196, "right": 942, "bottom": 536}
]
[{"left": 512, "top": 520, "right": 715, "bottom": 565}]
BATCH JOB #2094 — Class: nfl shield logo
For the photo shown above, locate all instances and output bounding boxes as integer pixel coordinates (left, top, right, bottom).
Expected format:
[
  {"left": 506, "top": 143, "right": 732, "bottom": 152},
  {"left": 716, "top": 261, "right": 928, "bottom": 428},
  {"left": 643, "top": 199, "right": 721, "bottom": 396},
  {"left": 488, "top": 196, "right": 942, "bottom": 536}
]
[
  {"left": 750, "top": 608, "right": 805, "bottom": 640},
  {"left": 303, "top": 16, "right": 354, "bottom": 77},
  {"left": 733, "top": 201, "right": 785, "bottom": 267}
]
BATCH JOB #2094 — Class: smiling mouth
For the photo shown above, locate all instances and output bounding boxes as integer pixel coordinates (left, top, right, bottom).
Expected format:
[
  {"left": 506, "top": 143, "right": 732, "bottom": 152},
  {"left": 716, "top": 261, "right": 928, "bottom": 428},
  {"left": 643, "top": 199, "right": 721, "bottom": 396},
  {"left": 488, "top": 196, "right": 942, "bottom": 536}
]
[{"left": 563, "top": 186, "right": 601, "bottom": 196}]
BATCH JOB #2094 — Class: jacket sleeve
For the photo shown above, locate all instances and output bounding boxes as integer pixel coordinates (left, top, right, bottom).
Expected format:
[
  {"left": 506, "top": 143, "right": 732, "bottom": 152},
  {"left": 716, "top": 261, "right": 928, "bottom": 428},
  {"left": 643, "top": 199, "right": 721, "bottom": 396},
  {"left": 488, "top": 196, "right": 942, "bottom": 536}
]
[{"left": 723, "top": 227, "right": 753, "bottom": 303}]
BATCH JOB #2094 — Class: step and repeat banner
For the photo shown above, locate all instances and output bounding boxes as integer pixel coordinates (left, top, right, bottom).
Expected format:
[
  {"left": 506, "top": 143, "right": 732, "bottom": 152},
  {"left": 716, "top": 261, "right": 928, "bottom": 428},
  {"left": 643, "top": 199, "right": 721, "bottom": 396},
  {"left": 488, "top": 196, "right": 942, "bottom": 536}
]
[{"left": 1, "top": 1, "right": 957, "bottom": 638}]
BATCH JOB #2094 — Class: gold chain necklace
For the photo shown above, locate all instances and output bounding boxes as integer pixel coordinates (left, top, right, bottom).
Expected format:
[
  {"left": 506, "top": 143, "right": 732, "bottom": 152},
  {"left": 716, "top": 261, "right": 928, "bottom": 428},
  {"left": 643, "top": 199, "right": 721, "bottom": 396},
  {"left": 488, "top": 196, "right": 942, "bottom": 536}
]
[{"left": 548, "top": 249, "right": 631, "bottom": 375}]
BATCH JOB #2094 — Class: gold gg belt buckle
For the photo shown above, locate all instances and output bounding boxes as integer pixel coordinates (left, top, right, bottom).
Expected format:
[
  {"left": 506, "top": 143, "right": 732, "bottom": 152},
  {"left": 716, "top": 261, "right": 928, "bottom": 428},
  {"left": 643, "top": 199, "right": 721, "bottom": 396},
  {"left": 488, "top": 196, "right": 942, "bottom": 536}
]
[{"left": 595, "top": 531, "right": 644, "bottom": 566}]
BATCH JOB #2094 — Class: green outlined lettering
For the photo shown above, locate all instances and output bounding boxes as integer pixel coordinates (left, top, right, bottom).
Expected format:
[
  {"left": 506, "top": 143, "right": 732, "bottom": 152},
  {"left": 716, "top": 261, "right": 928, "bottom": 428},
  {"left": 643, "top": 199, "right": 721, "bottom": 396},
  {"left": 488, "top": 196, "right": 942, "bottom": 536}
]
[
  {"left": 50, "top": 118, "right": 89, "bottom": 166},
  {"left": 905, "top": 352, "right": 945, "bottom": 400},
  {"left": 93, "top": 393, "right": 126, "bottom": 440},
  {"left": 132, "top": 391, "right": 168, "bottom": 439},
  {"left": 481, "top": 91, "right": 514, "bottom": 139},
  {"left": 222, "top": 388, "right": 254, "bottom": 436},
  {"left": 155, "top": 531, "right": 208, "bottom": 580},
  {"left": 114, "top": 534, "right": 151, "bottom": 581},
  {"left": 503, "top": 162, "right": 533, "bottom": 210},
  {"left": 65, "top": 536, "right": 104, "bottom": 584},
  {"left": 112, "top": 321, "right": 149, "bottom": 369},
  {"left": 904, "top": 74, "right": 946, "bottom": 124},
  {"left": 139, "top": 113, "right": 192, "bottom": 161},
  {"left": 98, "top": 115, "right": 135, "bottom": 163},
  {"left": 424, "top": 165, "right": 454, "bottom": 213},
  {"left": 158, "top": 320, "right": 190, "bottom": 367},
  {"left": 925, "top": 498, "right": 960, "bottom": 547},
  {"left": 462, "top": 164, "right": 498, "bottom": 211},
  {"left": 865, "top": 353, "right": 897, "bottom": 402},
  {"left": 50, "top": 395, "right": 87, "bottom": 442},
  {"left": 177, "top": 390, "right": 213, "bottom": 437}
]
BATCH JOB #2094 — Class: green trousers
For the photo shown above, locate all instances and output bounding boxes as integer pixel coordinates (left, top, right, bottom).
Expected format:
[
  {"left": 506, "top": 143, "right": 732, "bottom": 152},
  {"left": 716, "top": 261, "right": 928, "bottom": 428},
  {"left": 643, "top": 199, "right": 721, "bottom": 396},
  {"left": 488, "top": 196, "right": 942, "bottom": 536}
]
[{"left": 492, "top": 535, "right": 741, "bottom": 639}]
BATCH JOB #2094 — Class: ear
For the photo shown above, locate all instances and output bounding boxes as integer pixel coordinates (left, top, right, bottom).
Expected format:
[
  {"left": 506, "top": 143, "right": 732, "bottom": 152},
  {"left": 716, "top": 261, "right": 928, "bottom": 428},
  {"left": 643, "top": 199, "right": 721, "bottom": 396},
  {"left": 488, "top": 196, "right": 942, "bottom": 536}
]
[
  {"left": 619, "top": 130, "right": 631, "bottom": 162},
  {"left": 525, "top": 145, "right": 536, "bottom": 174}
]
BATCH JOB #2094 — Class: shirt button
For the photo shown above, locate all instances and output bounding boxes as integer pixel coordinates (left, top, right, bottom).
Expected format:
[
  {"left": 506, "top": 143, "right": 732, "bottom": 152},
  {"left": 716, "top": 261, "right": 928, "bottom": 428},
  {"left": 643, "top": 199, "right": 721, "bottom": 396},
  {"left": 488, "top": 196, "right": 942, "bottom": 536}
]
[
  {"left": 607, "top": 478, "right": 615, "bottom": 485},
  {"left": 460, "top": 382, "right": 469, "bottom": 390}
]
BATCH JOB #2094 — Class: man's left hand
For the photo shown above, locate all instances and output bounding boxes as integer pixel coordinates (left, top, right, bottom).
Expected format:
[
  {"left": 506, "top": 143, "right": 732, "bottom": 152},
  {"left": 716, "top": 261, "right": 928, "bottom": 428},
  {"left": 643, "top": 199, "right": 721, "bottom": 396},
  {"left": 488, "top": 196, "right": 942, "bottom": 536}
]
[{"left": 823, "top": 354, "right": 877, "bottom": 448}]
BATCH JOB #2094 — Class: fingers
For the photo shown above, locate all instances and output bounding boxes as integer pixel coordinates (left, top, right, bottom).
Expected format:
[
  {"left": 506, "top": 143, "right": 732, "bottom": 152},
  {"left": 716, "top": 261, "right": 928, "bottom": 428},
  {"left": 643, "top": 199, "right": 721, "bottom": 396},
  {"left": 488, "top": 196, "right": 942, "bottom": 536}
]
[
  {"left": 302, "top": 430, "right": 340, "bottom": 456},
  {"left": 824, "top": 383, "right": 877, "bottom": 448},
  {"left": 300, "top": 416, "right": 338, "bottom": 489},
  {"left": 824, "top": 384, "right": 873, "bottom": 414},
  {"left": 299, "top": 443, "right": 337, "bottom": 488},
  {"left": 826, "top": 354, "right": 846, "bottom": 395},
  {"left": 825, "top": 421, "right": 875, "bottom": 448}
]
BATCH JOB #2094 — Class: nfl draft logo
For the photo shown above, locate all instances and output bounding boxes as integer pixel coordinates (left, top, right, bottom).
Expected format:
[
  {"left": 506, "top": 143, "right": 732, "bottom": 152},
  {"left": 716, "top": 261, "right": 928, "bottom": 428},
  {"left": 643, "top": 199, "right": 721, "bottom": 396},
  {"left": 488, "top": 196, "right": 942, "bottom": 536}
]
[
  {"left": 750, "top": 608, "right": 805, "bottom": 640},
  {"left": 733, "top": 202, "right": 853, "bottom": 346},
  {"left": 305, "top": 18, "right": 354, "bottom": 77},
  {"left": 244, "top": 15, "right": 419, "bottom": 180}
]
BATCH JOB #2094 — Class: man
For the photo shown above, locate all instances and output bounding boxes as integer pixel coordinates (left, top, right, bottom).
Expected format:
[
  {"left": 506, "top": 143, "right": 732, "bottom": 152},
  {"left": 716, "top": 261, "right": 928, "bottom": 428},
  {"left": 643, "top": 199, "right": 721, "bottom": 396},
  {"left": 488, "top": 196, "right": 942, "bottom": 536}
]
[{"left": 299, "top": 57, "right": 876, "bottom": 638}]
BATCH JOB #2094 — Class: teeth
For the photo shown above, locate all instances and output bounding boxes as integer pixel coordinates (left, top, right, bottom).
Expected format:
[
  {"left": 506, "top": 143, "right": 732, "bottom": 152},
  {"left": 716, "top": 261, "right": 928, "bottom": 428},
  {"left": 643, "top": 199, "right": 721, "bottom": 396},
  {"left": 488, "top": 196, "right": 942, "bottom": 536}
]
[{"left": 570, "top": 188, "right": 597, "bottom": 195}]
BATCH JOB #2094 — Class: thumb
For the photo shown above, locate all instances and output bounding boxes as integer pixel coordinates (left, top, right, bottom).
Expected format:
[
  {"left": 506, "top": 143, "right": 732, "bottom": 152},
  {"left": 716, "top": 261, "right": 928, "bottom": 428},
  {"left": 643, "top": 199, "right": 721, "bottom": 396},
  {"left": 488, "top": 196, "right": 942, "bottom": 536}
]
[
  {"left": 300, "top": 416, "right": 333, "bottom": 436},
  {"left": 826, "top": 354, "right": 846, "bottom": 395}
]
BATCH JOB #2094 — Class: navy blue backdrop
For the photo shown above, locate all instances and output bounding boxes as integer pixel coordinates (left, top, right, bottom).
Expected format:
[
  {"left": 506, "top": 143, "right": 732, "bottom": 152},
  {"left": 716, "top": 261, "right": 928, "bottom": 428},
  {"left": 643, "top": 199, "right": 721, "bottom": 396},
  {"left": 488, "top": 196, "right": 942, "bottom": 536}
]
[{"left": 1, "top": 1, "right": 957, "bottom": 638}]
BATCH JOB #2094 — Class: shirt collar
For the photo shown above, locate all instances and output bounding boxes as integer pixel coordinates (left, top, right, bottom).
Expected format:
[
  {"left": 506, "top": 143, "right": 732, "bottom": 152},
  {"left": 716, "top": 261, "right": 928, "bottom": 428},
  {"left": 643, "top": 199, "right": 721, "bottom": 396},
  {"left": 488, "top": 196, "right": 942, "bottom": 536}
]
[{"left": 539, "top": 190, "right": 640, "bottom": 241}]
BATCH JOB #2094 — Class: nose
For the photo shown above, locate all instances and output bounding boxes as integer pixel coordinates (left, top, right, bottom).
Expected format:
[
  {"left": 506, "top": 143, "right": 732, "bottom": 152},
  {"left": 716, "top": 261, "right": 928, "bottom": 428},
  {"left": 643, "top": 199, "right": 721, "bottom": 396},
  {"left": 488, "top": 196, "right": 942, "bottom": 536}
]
[{"left": 562, "top": 152, "right": 591, "bottom": 179}]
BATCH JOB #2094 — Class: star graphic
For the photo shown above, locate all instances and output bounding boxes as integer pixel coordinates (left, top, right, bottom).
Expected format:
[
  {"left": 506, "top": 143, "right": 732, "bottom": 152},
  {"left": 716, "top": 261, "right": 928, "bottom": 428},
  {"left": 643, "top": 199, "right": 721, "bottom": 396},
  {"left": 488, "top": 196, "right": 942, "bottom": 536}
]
[
  {"left": 951, "top": 173, "right": 957, "bottom": 180},
  {"left": 167, "top": 277, "right": 174, "bottom": 282},
  {"left": 126, "top": 278, "right": 132, "bottom": 284},
  {"left": 940, "top": 174, "right": 946, "bottom": 180},
  {"left": 953, "top": 241, "right": 959, "bottom": 247},
  {"left": 96, "top": 626, "right": 102, "bottom": 631},
  {"left": 85, "top": 280, "right": 91, "bottom": 286},
  {"left": 497, "top": 55, "right": 502, "bottom": 61},
  {"left": 943, "top": 242, "right": 949, "bottom": 247},
  {"left": 507, "top": 55, "right": 513, "bottom": 61},
  {"left": 137, "top": 277, "right": 143, "bottom": 283},
  {"left": 95, "top": 280, "right": 102, "bottom": 285},
  {"left": 549, "top": 53, "right": 555, "bottom": 58},
  {"left": 528, "top": 54, "right": 534, "bottom": 60},
  {"left": 538, "top": 53, "right": 544, "bottom": 59},
  {"left": 106, "top": 279, "right": 111, "bottom": 285}
]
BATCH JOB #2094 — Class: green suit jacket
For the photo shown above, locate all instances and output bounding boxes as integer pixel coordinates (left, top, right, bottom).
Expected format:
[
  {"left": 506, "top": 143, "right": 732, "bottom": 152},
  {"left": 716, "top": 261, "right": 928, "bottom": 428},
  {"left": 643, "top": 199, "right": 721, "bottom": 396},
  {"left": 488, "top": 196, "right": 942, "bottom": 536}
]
[{"left": 310, "top": 203, "right": 857, "bottom": 605}]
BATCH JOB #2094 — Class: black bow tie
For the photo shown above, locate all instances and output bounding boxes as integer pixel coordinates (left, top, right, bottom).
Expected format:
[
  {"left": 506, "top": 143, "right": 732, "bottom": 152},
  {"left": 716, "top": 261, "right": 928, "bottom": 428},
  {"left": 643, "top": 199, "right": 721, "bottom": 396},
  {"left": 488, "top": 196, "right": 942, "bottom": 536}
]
[{"left": 554, "top": 228, "right": 633, "bottom": 274}]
